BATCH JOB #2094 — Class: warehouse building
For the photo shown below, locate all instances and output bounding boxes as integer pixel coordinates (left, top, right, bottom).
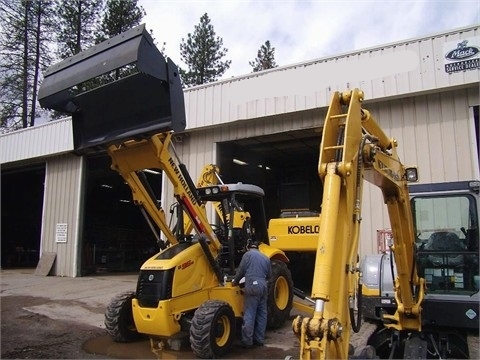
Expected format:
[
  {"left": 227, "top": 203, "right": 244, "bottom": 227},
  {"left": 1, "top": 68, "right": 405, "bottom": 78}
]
[{"left": 1, "top": 25, "right": 478, "bottom": 277}]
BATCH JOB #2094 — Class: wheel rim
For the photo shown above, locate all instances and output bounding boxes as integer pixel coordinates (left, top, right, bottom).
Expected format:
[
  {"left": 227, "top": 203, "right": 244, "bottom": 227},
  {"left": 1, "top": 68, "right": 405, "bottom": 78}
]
[
  {"left": 214, "top": 314, "right": 231, "bottom": 347},
  {"left": 274, "top": 276, "right": 289, "bottom": 310}
]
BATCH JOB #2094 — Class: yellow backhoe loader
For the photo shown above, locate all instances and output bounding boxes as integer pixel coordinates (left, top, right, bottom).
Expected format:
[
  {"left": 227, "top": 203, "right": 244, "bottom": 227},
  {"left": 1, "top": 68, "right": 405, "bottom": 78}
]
[{"left": 38, "top": 24, "right": 293, "bottom": 359}]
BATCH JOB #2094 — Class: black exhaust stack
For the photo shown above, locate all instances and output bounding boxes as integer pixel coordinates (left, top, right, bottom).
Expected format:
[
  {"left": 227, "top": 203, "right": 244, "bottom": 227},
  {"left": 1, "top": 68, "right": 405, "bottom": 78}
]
[{"left": 39, "top": 24, "right": 186, "bottom": 151}]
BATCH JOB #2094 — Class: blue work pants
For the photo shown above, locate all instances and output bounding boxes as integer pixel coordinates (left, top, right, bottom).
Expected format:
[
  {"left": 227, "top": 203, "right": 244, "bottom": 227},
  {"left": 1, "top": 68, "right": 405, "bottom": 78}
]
[{"left": 242, "top": 282, "right": 268, "bottom": 345}]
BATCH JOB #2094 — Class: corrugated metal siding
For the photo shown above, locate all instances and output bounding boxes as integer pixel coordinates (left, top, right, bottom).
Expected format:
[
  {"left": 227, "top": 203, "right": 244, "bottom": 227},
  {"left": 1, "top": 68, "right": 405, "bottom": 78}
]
[
  {"left": 41, "top": 154, "right": 84, "bottom": 277},
  {"left": 184, "top": 26, "right": 478, "bottom": 129},
  {"left": 0, "top": 118, "right": 73, "bottom": 164},
  {"left": 359, "top": 87, "right": 479, "bottom": 255},
  {"left": 1, "top": 26, "right": 477, "bottom": 275},
  {"left": 161, "top": 109, "right": 324, "bottom": 217},
  {"left": 170, "top": 86, "right": 479, "bottom": 258}
]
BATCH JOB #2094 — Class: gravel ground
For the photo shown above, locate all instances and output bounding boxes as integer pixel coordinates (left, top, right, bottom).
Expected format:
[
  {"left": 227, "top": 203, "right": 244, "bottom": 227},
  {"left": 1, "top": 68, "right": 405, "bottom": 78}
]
[{"left": 3, "top": 269, "right": 476, "bottom": 359}]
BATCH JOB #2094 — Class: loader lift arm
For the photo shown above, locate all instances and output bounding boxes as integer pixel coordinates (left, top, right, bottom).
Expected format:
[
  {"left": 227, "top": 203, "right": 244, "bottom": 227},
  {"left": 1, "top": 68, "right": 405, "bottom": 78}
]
[
  {"left": 292, "top": 89, "right": 424, "bottom": 359},
  {"left": 107, "top": 133, "right": 222, "bottom": 249},
  {"left": 109, "top": 133, "right": 224, "bottom": 283},
  {"left": 180, "top": 164, "right": 226, "bottom": 237},
  {"left": 38, "top": 24, "right": 225, "bottom": 284}
]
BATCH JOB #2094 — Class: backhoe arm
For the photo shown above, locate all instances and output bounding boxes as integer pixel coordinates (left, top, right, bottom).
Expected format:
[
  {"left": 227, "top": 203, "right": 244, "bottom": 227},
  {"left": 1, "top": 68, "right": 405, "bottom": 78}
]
[{"left": 182, "top": 164, "right": 221, "bottom": 235}]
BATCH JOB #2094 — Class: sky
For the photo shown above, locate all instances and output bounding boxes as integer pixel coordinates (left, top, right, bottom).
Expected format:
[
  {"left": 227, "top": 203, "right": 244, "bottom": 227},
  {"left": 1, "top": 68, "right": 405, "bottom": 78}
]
[{"left": 139, "top": 0, "right": 480, "bottom": 79}]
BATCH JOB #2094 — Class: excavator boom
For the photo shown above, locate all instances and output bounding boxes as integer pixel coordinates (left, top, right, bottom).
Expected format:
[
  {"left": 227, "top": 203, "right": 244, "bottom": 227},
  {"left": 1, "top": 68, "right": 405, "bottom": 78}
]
[{"left": 293, "top": 89, "right": 422, "bottom": 359}]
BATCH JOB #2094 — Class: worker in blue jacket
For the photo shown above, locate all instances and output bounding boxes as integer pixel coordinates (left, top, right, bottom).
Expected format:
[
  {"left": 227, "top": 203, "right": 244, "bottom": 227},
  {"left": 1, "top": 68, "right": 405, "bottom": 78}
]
[{"left": 232, "top": 239, "right": 272, "bottom": 348}]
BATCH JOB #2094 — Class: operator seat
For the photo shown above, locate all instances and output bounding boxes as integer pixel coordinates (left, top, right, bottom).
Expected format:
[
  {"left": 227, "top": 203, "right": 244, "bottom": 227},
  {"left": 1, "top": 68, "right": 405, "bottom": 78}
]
[{"left": 425, "top": 231, "right": 464, "bottom": 267}]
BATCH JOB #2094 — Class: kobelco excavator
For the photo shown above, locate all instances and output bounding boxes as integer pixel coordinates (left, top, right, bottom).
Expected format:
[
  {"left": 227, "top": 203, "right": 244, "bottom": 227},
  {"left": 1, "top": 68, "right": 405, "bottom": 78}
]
[
  {"left": 38, "top": 24, "right": 293, "bottom": 358},
  {"left": 290, "top": 88, "right": 479, "bottom": 359},
  {"left": 291, "top": 88, "right": 422, "bottom": 359}
]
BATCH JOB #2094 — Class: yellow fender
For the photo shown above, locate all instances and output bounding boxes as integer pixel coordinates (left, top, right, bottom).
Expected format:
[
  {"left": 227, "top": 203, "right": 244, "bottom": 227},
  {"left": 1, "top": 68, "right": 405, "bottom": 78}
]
[{"left": 259, "top": 243, "right": 289, "bottom": 263}]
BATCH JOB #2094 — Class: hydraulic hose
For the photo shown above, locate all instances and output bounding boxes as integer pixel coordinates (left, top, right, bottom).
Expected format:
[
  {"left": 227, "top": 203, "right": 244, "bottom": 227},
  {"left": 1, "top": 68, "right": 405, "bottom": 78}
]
[{"left": 350, "top": 282, "right": 363, "bottom": 333}]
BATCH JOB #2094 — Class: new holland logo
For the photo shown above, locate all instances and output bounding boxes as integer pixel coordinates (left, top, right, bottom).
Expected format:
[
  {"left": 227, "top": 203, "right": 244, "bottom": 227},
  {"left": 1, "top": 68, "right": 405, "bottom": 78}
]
[{"left": 444, "top": 40, "right": 480, "bottom": 74}]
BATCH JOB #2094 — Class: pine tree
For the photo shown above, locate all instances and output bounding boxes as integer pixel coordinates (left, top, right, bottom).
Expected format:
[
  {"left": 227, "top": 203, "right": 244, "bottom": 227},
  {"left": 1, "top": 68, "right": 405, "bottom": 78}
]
[
  {"left": 0, "top": 0, "right": 56, "bottom": 131},
  {"left": 179, "top": 13, "right": 231, "bottom": 87},
  {"left": 94, "top": 0, "right": 145, "bottom": 83},
  {"left": 30, "top": 0, "right": 57, "bottom": 127},
  {"left": 98, "top": 0, "right": 165, "bottom": 57},
  {"left": 56, "top": 0, "right": 104, "bottom": 58},
  {"left": 97, "top": 0, "right": 145, "bottom": 42},
  {"left": 249, "top": 40, "right": 278, "bottom": 72}
]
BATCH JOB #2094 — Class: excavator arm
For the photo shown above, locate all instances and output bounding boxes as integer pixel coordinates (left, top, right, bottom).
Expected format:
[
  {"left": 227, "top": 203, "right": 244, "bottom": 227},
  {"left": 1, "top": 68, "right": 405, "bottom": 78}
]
[
  {"left": 293, "top": 89, "right": 423, "bottom": 359},
  {"left": 361, "top": 119, "right": 425, "bottom": 330}
]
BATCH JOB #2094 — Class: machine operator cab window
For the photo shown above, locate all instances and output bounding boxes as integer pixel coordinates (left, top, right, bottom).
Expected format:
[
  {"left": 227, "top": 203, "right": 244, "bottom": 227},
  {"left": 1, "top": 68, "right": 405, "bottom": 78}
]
[
  {"left": 412, "top": 193, "right": 479, "bottom": 294},
  {"left": 196, "top": 183, "right": 269, "bottom": 270}
]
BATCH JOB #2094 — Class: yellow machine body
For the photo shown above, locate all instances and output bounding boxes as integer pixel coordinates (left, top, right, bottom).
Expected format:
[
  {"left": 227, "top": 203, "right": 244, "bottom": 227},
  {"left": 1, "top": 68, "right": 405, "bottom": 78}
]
[
  {"left": 38, "top": 25, "right": 294, "bottom": 359},
  {"left": 269, "top": 216, "right": 320, "bottom": 251},
  {"left": 133, "top": 243, "right": 243, "bottom": 336},
  {"left": 292, "top": 89, "right": 423, "bottom": 359},
  {"left": 132, "top": 241, "right": 286, "bottom": 337}
]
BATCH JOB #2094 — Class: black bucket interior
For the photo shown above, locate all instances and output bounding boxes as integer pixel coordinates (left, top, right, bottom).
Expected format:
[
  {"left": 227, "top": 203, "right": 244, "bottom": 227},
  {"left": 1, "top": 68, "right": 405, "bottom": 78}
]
[{"left": 39, "top": 24, "right": 186, "bottom": 151}]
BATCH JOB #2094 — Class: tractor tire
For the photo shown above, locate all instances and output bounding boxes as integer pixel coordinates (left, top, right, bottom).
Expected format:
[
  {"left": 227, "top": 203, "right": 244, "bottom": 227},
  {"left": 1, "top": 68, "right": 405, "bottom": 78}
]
[
  {"left": 190, "top": 300, "right": 236, "bottom": 359},
  {"left": 104, "top": 291, "right": 142, "bottom": 342},
  {"left": 267, "top": 259, "right": 294, "bottom": 329}
]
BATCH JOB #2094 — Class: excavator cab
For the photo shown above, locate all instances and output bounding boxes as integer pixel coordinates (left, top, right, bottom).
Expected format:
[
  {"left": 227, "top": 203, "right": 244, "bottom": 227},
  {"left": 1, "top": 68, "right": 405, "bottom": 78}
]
[
  {"left": 412, "top": 182, "right": 479, "bottom": 327},
  {"left": 362, "top": 181, "right": 479, "bottom": 358},
  {"left": 38, "top": 24, "right": 185, "bottom": 151}
]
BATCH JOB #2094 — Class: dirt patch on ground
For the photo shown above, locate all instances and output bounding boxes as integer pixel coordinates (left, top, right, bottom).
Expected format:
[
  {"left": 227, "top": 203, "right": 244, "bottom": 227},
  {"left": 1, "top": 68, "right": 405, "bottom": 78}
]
[
  {"left": 5, "top": 293, "right": 476, "bottom": 359},
  {"left": 1, "top": 295, "right": 108, "bottom": 359},
  {"left": 0, "top": 293, "right": 369, "bottom": 360},
  {"left": 0, "top": 294, "right": 302, "bottom": 359}
]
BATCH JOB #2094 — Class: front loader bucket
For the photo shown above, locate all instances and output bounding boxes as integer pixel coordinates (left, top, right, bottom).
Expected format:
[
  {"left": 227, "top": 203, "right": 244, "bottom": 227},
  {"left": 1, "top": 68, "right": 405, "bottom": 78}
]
[{"left": 38, "top": 24, "right": 186, "bottom": 151}]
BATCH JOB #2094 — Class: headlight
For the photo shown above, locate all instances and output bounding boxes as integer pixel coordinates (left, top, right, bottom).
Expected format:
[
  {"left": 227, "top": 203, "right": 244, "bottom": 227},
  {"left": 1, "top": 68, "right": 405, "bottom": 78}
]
[{"left": 405, "top": 167, "right": 418, "bottom": 182}]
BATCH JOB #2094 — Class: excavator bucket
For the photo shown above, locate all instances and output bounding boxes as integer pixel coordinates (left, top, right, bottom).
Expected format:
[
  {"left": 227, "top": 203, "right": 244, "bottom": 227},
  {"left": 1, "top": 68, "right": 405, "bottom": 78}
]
[{"left": 38, "top": 24, "right": 186, "bottom": 151}]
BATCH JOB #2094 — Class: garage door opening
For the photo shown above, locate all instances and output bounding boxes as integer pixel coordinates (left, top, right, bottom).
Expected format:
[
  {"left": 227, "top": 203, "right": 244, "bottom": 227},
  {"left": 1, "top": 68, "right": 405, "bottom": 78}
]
[
  {"left": 1, "top": 166, "right": 45, "bottom": 268},
  {"left": 217, "top": 129, "right": 323, "bottom": 291},
  {"left": 81, "top": 155, "right": 161, "bottom": 275},
  {"left": 218, "top": 129, "right": 322, "bottom": 219}
]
